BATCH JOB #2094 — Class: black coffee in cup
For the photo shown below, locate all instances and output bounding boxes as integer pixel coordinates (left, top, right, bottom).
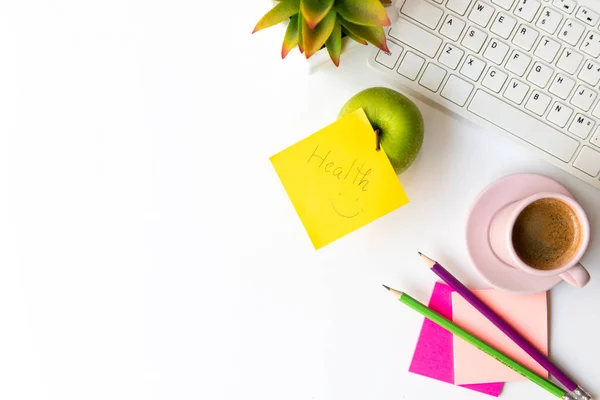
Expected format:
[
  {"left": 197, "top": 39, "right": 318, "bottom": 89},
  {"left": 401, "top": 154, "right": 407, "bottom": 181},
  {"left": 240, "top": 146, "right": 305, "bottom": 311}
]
[{"left": 512, "top": 198, "right": 582, "bottom": 270}]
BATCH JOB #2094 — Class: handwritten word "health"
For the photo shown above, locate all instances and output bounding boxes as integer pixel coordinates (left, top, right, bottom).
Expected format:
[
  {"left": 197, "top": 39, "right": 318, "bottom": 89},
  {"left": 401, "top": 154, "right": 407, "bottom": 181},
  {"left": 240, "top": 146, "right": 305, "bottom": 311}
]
[{"left": 307, "top": 145, "right": 371, "bottom": 191}]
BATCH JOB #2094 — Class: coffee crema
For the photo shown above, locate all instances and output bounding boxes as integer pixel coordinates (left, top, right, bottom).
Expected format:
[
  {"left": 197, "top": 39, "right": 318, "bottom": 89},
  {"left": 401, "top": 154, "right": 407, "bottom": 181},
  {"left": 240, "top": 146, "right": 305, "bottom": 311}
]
[{"left": 512, "top": 198, "right": 581, "bottom": 271}]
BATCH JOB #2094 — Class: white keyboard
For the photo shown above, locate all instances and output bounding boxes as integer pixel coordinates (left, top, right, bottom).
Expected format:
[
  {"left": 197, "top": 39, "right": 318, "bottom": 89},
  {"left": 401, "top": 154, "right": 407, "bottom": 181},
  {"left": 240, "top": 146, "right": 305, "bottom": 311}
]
[{"left": 368, "top": 0, "right": 600, "bottom": 189}]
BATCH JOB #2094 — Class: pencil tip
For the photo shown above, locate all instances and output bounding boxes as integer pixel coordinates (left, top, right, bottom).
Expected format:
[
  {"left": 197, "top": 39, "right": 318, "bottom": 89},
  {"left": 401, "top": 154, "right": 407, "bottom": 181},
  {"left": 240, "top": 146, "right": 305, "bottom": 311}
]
[
  {"left": 382, "top": 284, "right": 390, "bottom": 291},
  {"left": 419, "top": 252, "right": 437, "bottom": 268},
  {"left": 417, "top": 251, "right": 422, "bottom": 256}
]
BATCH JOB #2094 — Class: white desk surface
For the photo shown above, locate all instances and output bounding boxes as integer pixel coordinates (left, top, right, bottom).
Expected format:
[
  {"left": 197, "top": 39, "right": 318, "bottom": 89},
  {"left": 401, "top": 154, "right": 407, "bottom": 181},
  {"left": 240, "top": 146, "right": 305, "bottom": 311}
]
[{"left": 3, "top": 2, "right": 598, "bottom": 399}]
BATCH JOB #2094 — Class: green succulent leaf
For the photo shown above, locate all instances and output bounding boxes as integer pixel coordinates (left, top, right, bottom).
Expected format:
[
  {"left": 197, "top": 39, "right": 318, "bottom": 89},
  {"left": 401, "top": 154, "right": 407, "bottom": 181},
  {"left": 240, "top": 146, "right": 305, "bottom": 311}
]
[
  {"left": 281, "top": 15, "right": 300, "bottom": 59},
  {"left": 342, "top": 27, "right": 367, "bottom": 45},
  {"left": 325, "top": 20, "right": 342, "bottom": 66},
  {"left": 336, "top": 0, "right": 390, "bottom": 27},
  {"left": 300, "top": 0, "right": 335, "bottom": 29},
  {"left": 339, "top": 15, "right": 388, "bottom": 51},
  {"left": 302, "top": 10, "right": 336, "bottom": 58},
  {"left": 252, "top": 0, "right": 300, "bottom": 33},
  {"left": 297, "top": 12, "right": 304, "bottom": 53}
]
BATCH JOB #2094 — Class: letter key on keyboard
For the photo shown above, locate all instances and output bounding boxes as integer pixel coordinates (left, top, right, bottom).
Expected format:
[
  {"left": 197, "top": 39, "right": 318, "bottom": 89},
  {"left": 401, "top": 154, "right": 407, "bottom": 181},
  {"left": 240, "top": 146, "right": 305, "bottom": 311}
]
[
  {"left": 469, "top": 1, "right": 495, "bottom": 27},
  {"left": 461, "top": 55, "right": 486, "bottom": 81},
  {"left": 569, "top": 114, "right": 595, "bottom": 139},
  {"left": 491, "top": 13, "right": 517, "bottom": 38},
  {"left": 504, "top": 78, "right": 530, "bottom": 104},
  {"left": 557, "top": 48, "right": 583, "bottom": 73},
  {"left": 439, "top": 44, "right": 465, "bottom": 69},
  {"left": 440, "top": 15, "right": 466, "bottom": 40},
  {"left": 547, "top": 102, "right": 574, "bottom": 127},
  {"left": 463, "top": 26, "right": 488, "bottom": 52},
  {"left": 549, "top": 74, "right": 576, "bottom": 99},
  {"left": 482, "top": 67, "right": 508, "bottom": 92},
  {"left": 579, "top": 60, "right": 600, "bottom": 86},
  {"left": 534, "top": 37, "right": 561, "bottom": 63}
]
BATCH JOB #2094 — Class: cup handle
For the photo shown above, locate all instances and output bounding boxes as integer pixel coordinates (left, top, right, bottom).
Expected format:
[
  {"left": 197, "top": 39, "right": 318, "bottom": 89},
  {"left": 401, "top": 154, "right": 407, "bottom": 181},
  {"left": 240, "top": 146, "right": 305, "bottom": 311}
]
[{"left": 559, "top": 263, "right": 591, "bottom": 288}]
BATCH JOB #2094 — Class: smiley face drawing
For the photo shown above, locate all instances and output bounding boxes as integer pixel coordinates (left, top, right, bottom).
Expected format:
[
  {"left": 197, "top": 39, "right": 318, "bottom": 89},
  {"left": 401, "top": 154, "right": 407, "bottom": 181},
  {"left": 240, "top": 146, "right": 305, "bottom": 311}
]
[{"left": 331, "top": 191, "right": 364, "bottom": 219}]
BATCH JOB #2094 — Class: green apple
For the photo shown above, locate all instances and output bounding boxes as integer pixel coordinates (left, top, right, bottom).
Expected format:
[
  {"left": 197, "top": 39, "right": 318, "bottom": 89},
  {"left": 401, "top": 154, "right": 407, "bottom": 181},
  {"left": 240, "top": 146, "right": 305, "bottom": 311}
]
[{"left": 338, "top": 87, "right": 424, "bottom": 174}]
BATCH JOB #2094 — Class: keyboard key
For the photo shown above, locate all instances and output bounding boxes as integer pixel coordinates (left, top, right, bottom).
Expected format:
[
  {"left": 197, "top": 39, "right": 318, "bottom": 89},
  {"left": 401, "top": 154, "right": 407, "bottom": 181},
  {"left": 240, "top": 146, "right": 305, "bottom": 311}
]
[
  {"left": 504, "top": 78, "right": 530, "bottom": 104},
  {"left": 578, "top": 60, "right": 600, "bottom": 86},
  {"left": 513, "top": 24, "right": 539, "bottom": 50},
  {"left": 439, "top": 44, "right": 465, "bottom": 69},
  {"left": 401, "top": 0, "right": 444, "bottom": 29},
  {"left": 556, "top": 48, "right": 583, "bottom": 74},
  {"left": 491, "top": 13, "right": 517, "bottom": 38},
  {"left": 558, "top": 19, "right": 585, "bottom": 46},
  {"left": 460, "top": 55, "right": 487, "bottom": 81},
  {"left": 536, "top": 7, "right": 563, "bottom": 34},
  {"left": 553, "top": 0, "right": 576, "bottom": 15},
  {"left": 462, "top": 26, "right": 488, "bottom": 52},
  {"left": 440, "top": 15, "right": 466, "bottom": 41},
  {"left": 506, "top": 50, "right": 532, "bottom": 76},
  {"left": 575, "top": 6, "right": 599, "bottom": 26},
  {"left": 447, "top": 0, "right": 473, "bottom": 15},
  {"left": 375, "top": 42, "right": 403, "bottom": 69},
  {"left": 482, "top": 66, "right": 508, "bottom": 92},
  {"left": 483, "top": 38, "right": 510, "bottom": 64},
  {"left": 514, "top": 0, "right": 541, "bottom": 22},
  {"left": 573, "top": 146, "right": 600, "bottom": 176},
  {"left": 592, "top": 127, "right": 600, "bottom": 147},
  {"left": 570, "top": 85, "right": 597, "bottom": 111},
  {"left": 534, "top": 37, "right": 561, "bottom": 62},
  {"left": 389, "top": 18, "right": 443, "bottom": 58},
  {"left": 441, "top": 75, "right": 474, "bottom": 106},
  {"left": 527, "top": 62, "right": 553, "bottom": 88},
  {"left": 492, "top": 0, "right": 515, "bottom": 10},
  {"left": 549, "top": 74, "right": 576, "bottom": 99},
  {"left": 467, "top": 90, "right": 579, "bottom": 162},
  {"left": 568, "top": 114, "right": 595, "bottom": 139},
  {"left": 580, "top": 31, "right": 600, "bottom": 58},
  {"left": 419, "top": 63, "right": 447, "bottom": 91},
  {"left": 525, "top": 90, "right": 552, "bottom": 115},
  {"left": 397, "top": 51, "right": 425, "bottom": 80},
  {"left": 469, "top": 1, "right": 495, "bottom": 27},
  {"left": 547, "top": 102, "right": 573, "bottom": 127}
]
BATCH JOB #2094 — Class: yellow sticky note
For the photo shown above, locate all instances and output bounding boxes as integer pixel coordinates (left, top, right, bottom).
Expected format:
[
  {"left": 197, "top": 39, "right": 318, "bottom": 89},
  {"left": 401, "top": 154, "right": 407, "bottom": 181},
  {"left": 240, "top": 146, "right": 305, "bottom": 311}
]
[{"left": 270, "top": 109, "right": 409, "bottom": 249}]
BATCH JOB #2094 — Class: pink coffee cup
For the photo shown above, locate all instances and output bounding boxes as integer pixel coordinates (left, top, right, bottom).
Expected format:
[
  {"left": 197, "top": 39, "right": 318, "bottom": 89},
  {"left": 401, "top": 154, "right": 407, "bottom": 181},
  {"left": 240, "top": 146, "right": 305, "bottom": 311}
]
[{"left": 489, "top": 192, "right": 591, "bottom": 288}]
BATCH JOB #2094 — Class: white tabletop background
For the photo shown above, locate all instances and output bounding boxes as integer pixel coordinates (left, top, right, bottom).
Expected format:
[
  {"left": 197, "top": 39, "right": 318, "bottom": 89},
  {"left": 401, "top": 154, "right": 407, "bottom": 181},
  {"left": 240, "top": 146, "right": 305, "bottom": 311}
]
[{"left": 2, "top": 1, "right": 598, "bottom": 399}]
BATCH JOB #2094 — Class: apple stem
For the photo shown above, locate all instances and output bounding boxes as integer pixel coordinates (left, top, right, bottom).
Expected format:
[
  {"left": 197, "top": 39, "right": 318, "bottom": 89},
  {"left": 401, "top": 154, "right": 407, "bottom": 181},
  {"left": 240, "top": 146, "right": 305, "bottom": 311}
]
[{"left": 375, "top": 129, "right": 381, "bottom": 152}]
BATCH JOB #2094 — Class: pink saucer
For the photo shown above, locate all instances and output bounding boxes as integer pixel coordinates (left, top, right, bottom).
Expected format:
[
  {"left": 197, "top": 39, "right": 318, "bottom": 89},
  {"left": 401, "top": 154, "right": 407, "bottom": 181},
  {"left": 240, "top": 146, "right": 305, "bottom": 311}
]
[{"left": 466, "top": 174, "right": 572, "bottom": 294}]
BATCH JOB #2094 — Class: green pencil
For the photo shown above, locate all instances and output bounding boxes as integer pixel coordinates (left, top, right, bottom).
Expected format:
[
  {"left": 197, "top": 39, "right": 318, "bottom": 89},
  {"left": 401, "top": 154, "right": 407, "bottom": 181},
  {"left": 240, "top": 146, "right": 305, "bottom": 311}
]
[{"left": 383, "top": 285, "right": 575, "bottom": 399}]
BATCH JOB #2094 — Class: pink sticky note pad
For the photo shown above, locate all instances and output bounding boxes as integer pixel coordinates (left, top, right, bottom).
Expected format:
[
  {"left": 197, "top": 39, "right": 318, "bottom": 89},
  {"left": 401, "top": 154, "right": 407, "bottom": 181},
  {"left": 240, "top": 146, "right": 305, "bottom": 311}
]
[
  {"left": 452, "top": 289, "right": 548, "bottom": 385},
  {"left": 409, "top": 282, "right": 503, "bottom": 396}
]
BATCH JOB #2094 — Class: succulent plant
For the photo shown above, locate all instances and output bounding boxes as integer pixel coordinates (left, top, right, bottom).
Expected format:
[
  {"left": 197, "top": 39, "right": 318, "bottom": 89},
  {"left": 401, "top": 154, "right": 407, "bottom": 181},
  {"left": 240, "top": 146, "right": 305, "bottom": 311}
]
[{"left": 253, "top": 0, "right": 392, "bottom": 66}]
